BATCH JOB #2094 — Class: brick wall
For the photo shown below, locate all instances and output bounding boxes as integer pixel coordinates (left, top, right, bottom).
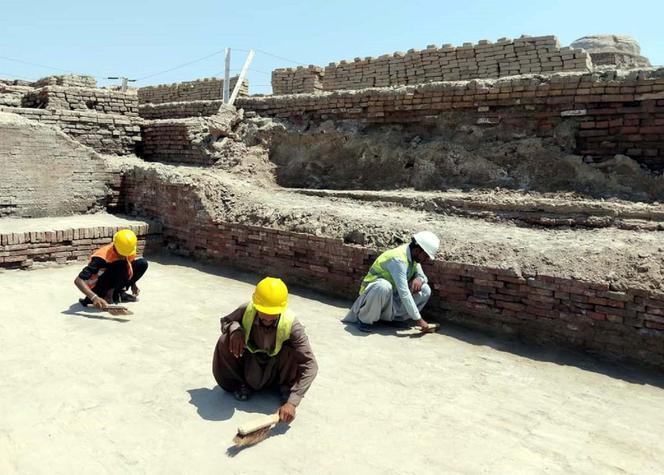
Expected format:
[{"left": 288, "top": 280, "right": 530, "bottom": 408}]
[
  {"left": 139, "top": 99, "right": 224, "bottom": 120},
  {"left": 119, "top": 169, "right": 664, "bottom": 369},
  {"left": 0, "top": 107, "right": 142, "bottom": 155},
  {"left": 0, "top": 84, "right": 32, "bottom": 107},
  {"left": 140, "top": 118, "right": 212, "bottom": 165},
  {"left": 240, "top": 68, "right": 664, "bottom": 172},
  {"left": 22, "top": 86, "right": 139, "bottom": 116},
  {"left": 137, "top": 77, "right": 248, "bottom": 105},
  {"left": 272, "top": 66, "right": 325, "bottom": 95},
  {"left": 0, "top": 222, "right": 158, "bottom": 269},
  {"left": 0, "top": 113, "right": 113, "bottom": 218},
  {"left": 272, "top": 35, "right": 592, "bottom": 94},
  {"left": 31, "top": 74, "right": 97, "bottom": 88}
]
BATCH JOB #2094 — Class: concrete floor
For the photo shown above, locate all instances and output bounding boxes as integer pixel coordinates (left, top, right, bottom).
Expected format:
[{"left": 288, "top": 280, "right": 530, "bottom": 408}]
[{"left": 1, "top": 255, "right": 663, "bottom": 475}]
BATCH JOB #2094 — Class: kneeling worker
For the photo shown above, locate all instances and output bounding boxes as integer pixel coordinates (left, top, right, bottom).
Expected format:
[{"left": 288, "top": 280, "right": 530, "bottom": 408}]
[
  {"left": 212, "top": 277, "right": 318, "bottom": 423},
  {"left": 74, "top": 229, "right": 148, "bottom": 309},
  {"left": 344, "top": 231, "right": 440, "bottom": 333}
]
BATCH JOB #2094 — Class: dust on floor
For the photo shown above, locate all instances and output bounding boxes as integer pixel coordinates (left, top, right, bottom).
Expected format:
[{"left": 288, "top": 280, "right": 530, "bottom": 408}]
[{"left": 1, "top": 256, "right": 663, "bottom": 474}]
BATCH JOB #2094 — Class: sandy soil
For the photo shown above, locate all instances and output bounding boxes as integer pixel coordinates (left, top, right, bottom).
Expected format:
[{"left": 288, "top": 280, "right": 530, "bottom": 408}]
[{"left": 1, "top": 257, "right": 664, "bottom": 474}]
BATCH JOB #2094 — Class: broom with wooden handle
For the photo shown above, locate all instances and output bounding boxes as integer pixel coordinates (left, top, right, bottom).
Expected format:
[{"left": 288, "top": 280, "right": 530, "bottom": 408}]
[{"left": 233, "top": 413, "right": 281, "bottom": 447}]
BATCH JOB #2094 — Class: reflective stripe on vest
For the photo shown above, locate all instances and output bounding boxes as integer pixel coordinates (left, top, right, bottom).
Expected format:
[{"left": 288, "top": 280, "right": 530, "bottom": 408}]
[
  {"left": 241, "top": 302, "right": 295, "bottom": 357},
  {"left": 359, "top": 244, "right": 417, "bottom": 295},
  {"left": 86, "top": 243, "right": 135, "bottom": 287}
]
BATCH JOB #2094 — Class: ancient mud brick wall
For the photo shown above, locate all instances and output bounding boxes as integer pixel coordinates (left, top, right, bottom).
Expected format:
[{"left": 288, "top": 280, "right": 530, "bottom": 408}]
[
  {"left": 272, "top": 66, "right": 325, "bottom": 95},
  {"left": 31, "top": 74, "right": 97, "bottom": 88},
  {"left": 137, "top": 77, "right": 248, "bottom": 105},
  {"left": 140, "top": 118, "right": 211, "bottom": 164},
  {"left": 119, "top": 171, "right": 664, "bottom": 369},
  {"left": 0, "top": 107, "right": 142, "bottom": 155},
  {"left": 0, "top": 115, "right": 113, "bottom": 218},
  {"left": 0, "top": 83, "right": 33, "bottom": 107},
  {"left": 139, "top": 99, "right": 224, "bottom": 120},
  {"left": 22, "top": 86, "right": 139, "bottom": 116},
  {"left": 272, "top": 36, "right": 592, "bottom": 94},
  {"left": 240, "top": 68, "right": 664, "bottom": 172},
  {"left": 0, "top": 223, "right": 157, "bottom": 269},
  {"left": 591, "top": 52, "right": 651, "bottom": 68}
]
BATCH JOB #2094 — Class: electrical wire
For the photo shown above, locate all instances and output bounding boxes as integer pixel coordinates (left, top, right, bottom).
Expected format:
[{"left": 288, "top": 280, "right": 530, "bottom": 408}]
[
  {"left": 235, "top": 47, "right": 307, "bottom": 66},
  {"left": 135, "top": 48, "right": 227, "bottom": 81},
  {"left": 0, "top": 55, "right": 72, "bottom": 73}
]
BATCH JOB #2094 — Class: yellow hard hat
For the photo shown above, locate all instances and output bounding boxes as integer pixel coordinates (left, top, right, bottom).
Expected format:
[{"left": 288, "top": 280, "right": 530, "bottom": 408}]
[
  {"left": 252, "top": 277, "right": 288, "bottom": 315},
  {"left": 113, "top": 229, "right": 137, "bottom": 257}
]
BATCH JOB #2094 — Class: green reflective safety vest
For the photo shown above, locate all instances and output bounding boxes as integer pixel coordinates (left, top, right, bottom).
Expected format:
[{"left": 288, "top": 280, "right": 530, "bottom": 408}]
[
  {"left": 359, "top": 244, "right": 418, "bottom": 295},
  {"left": 241, "top": 302, "right": 295, "bottom": 357}
]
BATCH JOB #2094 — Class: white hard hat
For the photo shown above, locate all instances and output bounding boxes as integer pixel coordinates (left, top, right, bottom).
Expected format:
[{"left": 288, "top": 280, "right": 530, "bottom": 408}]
[{"left": 413, "top": 231, "right": 440, "bottom": 260}]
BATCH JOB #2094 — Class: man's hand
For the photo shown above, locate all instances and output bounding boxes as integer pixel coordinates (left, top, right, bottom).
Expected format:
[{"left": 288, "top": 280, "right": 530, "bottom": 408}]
[
  {"left": 131, "top": 284, "right": 140, "bottom": 296},
  {"left": 278, "top": 402, "right": 296, "bottom": 423},
  {"left": 92, "top": 296, "right": 109, "bottom": 310},
  {"left": 415, "top": 318, "right": 436, "bottom": 333},
  {"left": 410, "top": 277, "right": 424, "bottom": 294},
  {"left": 229, "top": 330, "right": 245, "bottom": 358}
]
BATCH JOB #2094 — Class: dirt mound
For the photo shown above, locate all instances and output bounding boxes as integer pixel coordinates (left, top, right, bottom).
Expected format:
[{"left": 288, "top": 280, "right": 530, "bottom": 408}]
[{"left": 261, "top": 118, "right": 663, "bottom": 202}]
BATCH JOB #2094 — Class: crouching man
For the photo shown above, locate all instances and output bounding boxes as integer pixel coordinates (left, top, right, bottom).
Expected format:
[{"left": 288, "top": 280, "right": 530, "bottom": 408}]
[
  {"left": 74, "top": 229, "right": 148, "bottom": 309},
  {"left": 212, "top": 277, "right": 318, "bottom": 423},
  {"left": 344, "top": 231, "right": 440, "bottom": 333}
]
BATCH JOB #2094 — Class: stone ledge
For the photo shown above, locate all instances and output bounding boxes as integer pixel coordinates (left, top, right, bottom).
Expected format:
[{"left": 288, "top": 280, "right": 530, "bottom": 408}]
[{"left": 0, "top": 214, "right": 163, "bottom": 269}]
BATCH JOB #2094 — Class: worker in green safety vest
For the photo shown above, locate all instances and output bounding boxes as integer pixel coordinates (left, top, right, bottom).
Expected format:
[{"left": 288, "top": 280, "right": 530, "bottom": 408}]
[
  {"left": 212, "top": 277, "right": 318, "bottom": 423},
  {"left": 344, "top": 231, "right": 440, "bottom": 333}
]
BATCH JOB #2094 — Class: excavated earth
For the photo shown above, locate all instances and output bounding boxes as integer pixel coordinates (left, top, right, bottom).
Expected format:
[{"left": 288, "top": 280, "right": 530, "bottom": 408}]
[
  {"left": 112, "top": 153, "right": 664, "bottom": 292},
  {"left": 104, "top": 109, "right": 664, "bottom": 293},
  {"left": 259, "top": 117, "right": 664, "bottom": 202}
]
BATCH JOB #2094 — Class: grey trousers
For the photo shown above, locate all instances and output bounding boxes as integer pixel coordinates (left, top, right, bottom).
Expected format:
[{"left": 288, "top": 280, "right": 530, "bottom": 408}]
[{"left": 343, "top": 278, "right": 432, "bottom": 324}]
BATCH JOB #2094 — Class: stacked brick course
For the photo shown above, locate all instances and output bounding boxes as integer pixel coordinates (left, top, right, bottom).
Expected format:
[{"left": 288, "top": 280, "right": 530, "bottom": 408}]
[
  {"left": 0, "top": 114, "right": 112, "bottom": 218},
  {"left": 22, "top": 86, "right": 139, "bottom": 116},
  {"left": 240, "top": 68, "right": 664, "bottom": 171},
  {"left": 272, "top": 66, "right": 325, "bottom": 95},
  {"left": 0, "top": 84, "right": 32, "bottom": 107},
  {"left": 137, "top": 77, "right": 248, "bottom": 105},
  {"left": 140, "top": 118, "right": 211, "bottom": 164},
  {"left": 272, "top": 36, "right": 592, "bottom": 94},
  {"left": 139, "top": 99, "right": 224, "bottom": 120},
  {"left": 31, "top": 74, "right": 97, "bottom": 88},
  {"left": 119, "top": 171, "right": 664, "bottom": 369},
  {"left": 0, "top": 221, "right": 160, "bottom": 269},
  {"left": 0, "top": 107, "right": 142, "bottom": 155}
]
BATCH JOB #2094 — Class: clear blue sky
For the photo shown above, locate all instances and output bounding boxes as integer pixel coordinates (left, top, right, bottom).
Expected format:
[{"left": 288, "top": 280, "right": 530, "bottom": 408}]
[{"left": 1, "top": 0, "right": 662, "bottom": 94}]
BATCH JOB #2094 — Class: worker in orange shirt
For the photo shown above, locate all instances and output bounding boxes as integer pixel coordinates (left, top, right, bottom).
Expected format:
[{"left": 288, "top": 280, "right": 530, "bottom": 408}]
[{"left": 74, "top": 229, "right": 148, "bottom": 309}]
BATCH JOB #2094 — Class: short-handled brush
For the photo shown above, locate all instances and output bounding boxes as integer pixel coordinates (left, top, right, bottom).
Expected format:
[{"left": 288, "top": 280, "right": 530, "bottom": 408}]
[
  {"left": 232, "top": 413, "right": 281, "bottom": 447},
  {"left": 104, "top": 305, "right": 133, "bottom": 316}
]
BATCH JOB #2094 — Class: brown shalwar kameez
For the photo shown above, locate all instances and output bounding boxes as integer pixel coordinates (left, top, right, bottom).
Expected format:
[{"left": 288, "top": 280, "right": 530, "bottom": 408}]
[{"left": 212, "top": 303, "right": 318, "bottom": 406}]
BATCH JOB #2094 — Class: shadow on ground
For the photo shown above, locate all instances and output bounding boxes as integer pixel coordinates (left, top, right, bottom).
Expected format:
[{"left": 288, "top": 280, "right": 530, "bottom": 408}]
[
  {"left": 187, "top": 386, "right": 290, "bottom": 457},
  {"left": 437, "top": 318, "right": 664, "bottom": 389},
  {"left": 153, "top": 252, "right": 664, "bottom": 389},
  {"left": 61, "top": 302, "right": 131, "bottom": 323},
  {"left": 341, "top": 320, "right": 427, "bottom": 339}
]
